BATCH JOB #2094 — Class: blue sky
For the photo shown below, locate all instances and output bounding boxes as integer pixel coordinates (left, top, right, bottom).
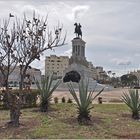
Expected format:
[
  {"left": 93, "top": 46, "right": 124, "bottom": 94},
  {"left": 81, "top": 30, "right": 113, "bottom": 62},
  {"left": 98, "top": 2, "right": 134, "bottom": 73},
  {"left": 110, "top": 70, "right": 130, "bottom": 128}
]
[{"left": 0, "top": 0, "right": 140, "bottom": 76}]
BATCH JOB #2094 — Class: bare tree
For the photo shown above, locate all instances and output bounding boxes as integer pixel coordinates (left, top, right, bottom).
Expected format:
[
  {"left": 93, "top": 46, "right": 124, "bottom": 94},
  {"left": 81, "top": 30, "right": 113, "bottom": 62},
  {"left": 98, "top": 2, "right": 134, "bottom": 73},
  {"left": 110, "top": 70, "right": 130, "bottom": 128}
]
[
  {"left": 0, "top": 12, "right": 66, "bottom": 127},
  {"left": 0, "top": 16, "right": 19, "bottom": 89},
  {"left": 0, "top": 15, "right": 21, "bottom": 127},
  {"left": 16, "top": 12, "right": 66, "bottom": 90}
]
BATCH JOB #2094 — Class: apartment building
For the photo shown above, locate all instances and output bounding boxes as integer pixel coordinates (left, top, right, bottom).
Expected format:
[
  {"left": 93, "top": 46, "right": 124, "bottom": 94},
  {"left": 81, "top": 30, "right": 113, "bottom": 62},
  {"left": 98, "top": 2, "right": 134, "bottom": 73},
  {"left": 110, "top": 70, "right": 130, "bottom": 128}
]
[
  {"left": 95, "top": 66, "right": 108, "bottom": 81},
  {"left": 88, "top": 62, "right": 97, "bottom": 80},
  {"left": 45, "top": 55, "right": 69, "bottom": 77}
]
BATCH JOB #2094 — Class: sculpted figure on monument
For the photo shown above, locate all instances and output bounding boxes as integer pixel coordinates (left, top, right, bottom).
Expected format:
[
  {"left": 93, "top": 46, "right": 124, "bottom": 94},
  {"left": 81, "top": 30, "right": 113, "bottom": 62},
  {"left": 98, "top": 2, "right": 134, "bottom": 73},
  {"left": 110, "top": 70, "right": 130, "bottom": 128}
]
[
  {"left": 74, "top": 23, "right": 82, "bottom": 38},
  {"left": 63, "top": 70, "right": 81, "bottom": 83}
]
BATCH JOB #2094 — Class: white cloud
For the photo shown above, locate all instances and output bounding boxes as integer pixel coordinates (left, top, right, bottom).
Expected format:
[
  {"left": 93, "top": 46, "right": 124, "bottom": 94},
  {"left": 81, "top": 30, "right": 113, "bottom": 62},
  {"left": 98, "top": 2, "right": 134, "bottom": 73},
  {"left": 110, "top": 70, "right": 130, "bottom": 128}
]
[
  {"left": 31, "top": 56, "right": 46, "bottom": 75},
  {"left": 134, "top": 53, "right": 140, "bottom": 57},
  {"left": 21, "top": 5, "right": 37, "bottom": 13},
  {"left": 60, "top": 49, "right": 72, "bottom": 57},
  {"left": 111, "top": 58, "right": 132, "bottom": 66},
  {"left": 66, "top": 5, "right": 90, "bottom": 21}
]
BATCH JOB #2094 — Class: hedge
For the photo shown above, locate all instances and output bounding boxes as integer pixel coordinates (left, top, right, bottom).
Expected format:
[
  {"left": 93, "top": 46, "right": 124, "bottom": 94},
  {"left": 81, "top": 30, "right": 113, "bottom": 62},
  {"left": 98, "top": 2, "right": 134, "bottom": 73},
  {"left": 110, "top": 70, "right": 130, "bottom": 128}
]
[{"left": 0, "top": 89, "right": 39, "bottom": 109}]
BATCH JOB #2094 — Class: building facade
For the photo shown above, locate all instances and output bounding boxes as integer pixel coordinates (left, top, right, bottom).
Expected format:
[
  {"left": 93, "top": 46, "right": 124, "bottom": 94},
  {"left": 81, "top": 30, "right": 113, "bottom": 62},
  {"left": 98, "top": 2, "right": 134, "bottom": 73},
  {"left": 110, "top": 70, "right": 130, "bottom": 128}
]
[
  {"left": 95, "top": 66, "right": 108, "bottom": 82},
  {"left": 88, "top": 62, "right": 97, "bottom": 80},
  {"left": 0, "top": 66, "right": 41, "bottom": 89},
  {"left": 45, "top": 55, "right": 69, "bottom": 77}
]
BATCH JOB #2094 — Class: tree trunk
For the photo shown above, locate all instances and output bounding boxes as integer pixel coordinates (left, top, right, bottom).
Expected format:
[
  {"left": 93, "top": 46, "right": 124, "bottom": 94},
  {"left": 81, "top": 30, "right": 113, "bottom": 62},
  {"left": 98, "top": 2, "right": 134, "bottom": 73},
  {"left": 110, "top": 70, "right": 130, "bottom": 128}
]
[
  {"left": 132, "top": 111, "right": 139, "bottom": 120},
  {"left": 8, "top": 93, "right": 21, "bottom": 127},
  {"left": 19, "top": 66, "right": 28, "bottom": 90},
  {"left": 40, "top": 99, "right": 49, "bottom": 112},
  {"left": 9, "top": 108, "right": 20, "bottom": 127},
  {"left": 19, "top": 74, "right": 24, "bottom": 90},
  {"left": 4, "top": 75, "right": 9, "bottom": 90},
  {"left": 78, "top": 110, "right": 91, "bottom": 124}
]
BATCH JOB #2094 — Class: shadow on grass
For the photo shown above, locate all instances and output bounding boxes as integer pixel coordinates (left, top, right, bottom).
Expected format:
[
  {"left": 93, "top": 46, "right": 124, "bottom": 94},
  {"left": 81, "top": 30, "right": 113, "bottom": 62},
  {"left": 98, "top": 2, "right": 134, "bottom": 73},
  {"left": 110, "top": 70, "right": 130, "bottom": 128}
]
[
  {"left": 121, "top": 113, "right": 131, "bottom": 118},
  {"left": 0, "top": 117, "right": 40, "bottom": 139},
  {"left": 31, "top": 106, "right": 59, "bottom": 113},
  {"left": 59, "top": 115, "right": 105, "bottom": 126}
]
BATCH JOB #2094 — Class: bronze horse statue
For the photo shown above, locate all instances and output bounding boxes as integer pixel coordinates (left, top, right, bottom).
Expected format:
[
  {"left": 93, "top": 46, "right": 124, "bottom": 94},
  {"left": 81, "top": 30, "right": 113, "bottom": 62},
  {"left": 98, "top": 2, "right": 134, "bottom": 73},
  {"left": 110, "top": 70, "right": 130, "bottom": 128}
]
[{"left": 74, "top": 23, "right": 82, "bottom": 38}]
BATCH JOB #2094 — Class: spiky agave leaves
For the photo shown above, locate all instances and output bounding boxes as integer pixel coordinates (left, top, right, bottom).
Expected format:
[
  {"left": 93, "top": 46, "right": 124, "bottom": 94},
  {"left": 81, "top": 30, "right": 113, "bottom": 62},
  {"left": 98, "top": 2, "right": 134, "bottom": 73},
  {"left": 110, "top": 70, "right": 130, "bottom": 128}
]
[
  {"left": 67, "top": 79, "right": 104, "bottom": 124},
  {"left": 36, "top": 74, "right": 61, "bottom": 112},
  {"left": 122, "top": 90, "right": 140, "bottom": 119}
]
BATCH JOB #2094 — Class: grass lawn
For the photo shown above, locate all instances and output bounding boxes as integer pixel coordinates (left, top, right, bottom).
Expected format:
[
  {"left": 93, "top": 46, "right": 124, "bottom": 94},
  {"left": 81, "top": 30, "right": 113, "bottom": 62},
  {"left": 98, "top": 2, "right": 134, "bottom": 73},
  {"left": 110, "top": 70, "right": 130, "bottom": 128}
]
[{"left": 0, "top": 103, "right": 140, "bottom": 139}]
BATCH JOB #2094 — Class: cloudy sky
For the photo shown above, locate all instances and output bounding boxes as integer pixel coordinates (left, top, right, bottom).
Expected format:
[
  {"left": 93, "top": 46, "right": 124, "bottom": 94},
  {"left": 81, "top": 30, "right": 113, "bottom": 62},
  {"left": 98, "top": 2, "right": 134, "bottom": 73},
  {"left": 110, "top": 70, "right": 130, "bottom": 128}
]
[{"left": 0, "top": 0, "right": 140, "bottom": 76}]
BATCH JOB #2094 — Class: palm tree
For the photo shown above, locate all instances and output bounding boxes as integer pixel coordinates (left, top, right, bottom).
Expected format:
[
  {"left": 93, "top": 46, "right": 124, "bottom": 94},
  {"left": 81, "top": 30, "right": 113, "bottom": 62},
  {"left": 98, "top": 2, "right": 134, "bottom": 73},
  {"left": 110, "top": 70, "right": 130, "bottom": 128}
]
[
  {"left": 112, "top": 72, "right": 116, "bottom": 77},
  {"left": 122, "top": 90, "right": 140, "bottom": 119},
  {"left": 36, "top": 74, "right": 61, "bottom": 112},
  {"left": 107, "top": 71, "right": 112, "bottom": 84},
  {"left": 67, "top": 79, "right": 104, "bottom": 124},
  {"left": 107, "top": 71, "right": 112, "bottom": 75}
]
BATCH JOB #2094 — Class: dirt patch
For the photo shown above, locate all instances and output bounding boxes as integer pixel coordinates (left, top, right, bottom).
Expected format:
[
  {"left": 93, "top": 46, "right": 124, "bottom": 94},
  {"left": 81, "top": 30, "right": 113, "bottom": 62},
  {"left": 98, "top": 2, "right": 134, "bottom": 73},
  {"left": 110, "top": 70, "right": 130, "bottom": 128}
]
[
  {"left": 0, "top": 117, "right": 40, "bottom": 139},
  {"left": 52, "top": 88, "right": 129, "bottom": 103},
  {"left": 113, "top": 132, "right": 140, "bottom": 139}
]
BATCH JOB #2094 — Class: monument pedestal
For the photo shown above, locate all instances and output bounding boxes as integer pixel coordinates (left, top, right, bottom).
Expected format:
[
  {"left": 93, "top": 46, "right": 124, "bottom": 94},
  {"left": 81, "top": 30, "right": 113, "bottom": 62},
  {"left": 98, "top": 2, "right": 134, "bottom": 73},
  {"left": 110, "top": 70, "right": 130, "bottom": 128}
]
[{"left": 63, "top": 37, "right": 101, "bottom": 90}]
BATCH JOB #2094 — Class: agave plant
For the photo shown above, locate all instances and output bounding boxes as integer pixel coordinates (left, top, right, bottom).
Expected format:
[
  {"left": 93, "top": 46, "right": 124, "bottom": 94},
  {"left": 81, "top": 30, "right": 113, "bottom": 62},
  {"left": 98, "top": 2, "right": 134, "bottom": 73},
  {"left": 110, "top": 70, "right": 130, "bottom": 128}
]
[
  {"left": 122, "top": 90, "right": 140, "bottom": 119},
  {"left": 36, "top": 74, "right": 61, "bottom": 112},
  {"left": 67, "top": 79, "right": 104, "bottom": 124}
]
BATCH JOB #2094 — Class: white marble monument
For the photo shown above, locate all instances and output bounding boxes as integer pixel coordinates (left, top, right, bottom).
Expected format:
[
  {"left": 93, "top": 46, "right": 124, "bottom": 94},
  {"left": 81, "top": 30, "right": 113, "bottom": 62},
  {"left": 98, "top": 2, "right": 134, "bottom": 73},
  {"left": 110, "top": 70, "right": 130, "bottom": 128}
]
[
  {"left": 63, "top": 23, "right": 103, "bottom": 90},
  {"left": 65, "top": 37, "right": 94, "bottom": 81}
]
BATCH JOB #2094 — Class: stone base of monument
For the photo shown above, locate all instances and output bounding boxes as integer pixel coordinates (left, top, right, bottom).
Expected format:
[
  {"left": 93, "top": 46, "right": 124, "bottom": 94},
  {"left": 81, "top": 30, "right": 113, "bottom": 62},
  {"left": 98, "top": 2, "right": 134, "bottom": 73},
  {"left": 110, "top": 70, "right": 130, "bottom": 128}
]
[
  {"left": 61, "top": 83, "right": 111, "bottom": 92},
  {"left": 50, "top": 77, "right": 113, "bottom": 91},
  {"left": 61, "top": 62, "right": 112, "bottom": 91},
  {"left": 52, "top": 78, "right": 112, "bottom": 92}
]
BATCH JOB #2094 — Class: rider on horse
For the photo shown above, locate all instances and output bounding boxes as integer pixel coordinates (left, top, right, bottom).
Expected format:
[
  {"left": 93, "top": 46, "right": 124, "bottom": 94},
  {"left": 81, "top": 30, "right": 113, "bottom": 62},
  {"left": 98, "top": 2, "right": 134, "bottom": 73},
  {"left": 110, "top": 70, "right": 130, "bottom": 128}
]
[{"left": 74, "top": 23, "right": 82, "bottom": 38}]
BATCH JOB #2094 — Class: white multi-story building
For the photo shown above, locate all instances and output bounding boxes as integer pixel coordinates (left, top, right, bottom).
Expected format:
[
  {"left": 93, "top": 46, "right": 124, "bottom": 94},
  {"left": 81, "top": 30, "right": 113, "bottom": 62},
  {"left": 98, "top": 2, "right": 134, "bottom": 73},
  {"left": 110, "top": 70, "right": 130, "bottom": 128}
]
[
  {"left": 95, "top": 66, "right": 108, "bottom": 81},
  {"left": 88, "top": 62, "right": 97, "bottom": 80},
  {"left": 45, "top": 55, "right": 69, "bottom": 77},
  {"left": 96, "top": 66, "right": 103, "bottom": 74},
  {"left": 7, "top": 66, "right": 41, "bottom": 88}
]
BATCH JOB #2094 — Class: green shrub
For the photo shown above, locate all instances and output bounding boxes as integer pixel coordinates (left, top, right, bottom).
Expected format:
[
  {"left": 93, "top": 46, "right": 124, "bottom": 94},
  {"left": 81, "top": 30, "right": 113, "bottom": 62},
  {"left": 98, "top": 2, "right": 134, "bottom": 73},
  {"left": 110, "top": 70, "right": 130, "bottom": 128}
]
[
  {"left": 67, "top": 98, "right": 72, "bottom": 103},
  {"left": 98, "top": 97, "right": 102, "bottom": 104},
  {"left": 62, "top": 97, "right": 66, "bottom": 103},
  {"left": 67, "top": 79, "right": 104, "bottom": 124},
  {"left": 54, "top": 97, "right": 58, "bottom": 103},
  {"left": 122, "top": 90, "right": 140, "bottom": 119},
  {"left": 36, "top": 74, "right": 61, "bottom": 112},
  {"left": 0, "top": 90, "right": 39, "bottom": 109}
]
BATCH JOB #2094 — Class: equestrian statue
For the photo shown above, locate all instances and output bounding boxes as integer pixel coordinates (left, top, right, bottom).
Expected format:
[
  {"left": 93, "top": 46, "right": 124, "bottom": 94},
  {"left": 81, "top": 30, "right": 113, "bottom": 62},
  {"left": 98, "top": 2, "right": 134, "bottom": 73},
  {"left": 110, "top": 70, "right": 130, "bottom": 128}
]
[{"left": 74, "top": 23, "right": 82, "bottom": 38}]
